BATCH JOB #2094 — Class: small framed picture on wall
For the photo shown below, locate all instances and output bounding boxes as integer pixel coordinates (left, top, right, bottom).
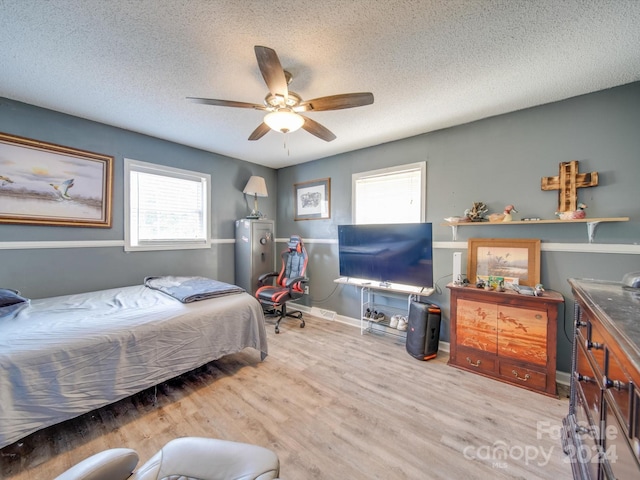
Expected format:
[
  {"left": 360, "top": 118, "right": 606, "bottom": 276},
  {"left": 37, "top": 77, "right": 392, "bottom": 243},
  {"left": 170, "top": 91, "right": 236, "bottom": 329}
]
[{"left": 294, "top": 177, "right": 331, "bottom": 221}]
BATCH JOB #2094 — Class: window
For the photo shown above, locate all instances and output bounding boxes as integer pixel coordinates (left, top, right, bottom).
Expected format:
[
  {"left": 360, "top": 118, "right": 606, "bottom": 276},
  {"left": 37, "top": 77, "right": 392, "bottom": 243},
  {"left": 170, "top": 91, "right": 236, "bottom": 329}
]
[
  {"left": 125, "top": 159, "right": 211, "bottom": 251},
  {"left": 352, "top": 162, "right": 426, "bottom": 224}
]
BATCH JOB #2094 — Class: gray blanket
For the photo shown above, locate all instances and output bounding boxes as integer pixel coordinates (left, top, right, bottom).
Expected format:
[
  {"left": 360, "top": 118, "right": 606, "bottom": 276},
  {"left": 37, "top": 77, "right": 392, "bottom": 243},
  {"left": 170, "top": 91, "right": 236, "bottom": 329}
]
[
  {"left": 0, "top": 284, "right": 267, "bottom": 449},
  {"left": 144, "top": 276, "right": 245, "bottom": 303}
]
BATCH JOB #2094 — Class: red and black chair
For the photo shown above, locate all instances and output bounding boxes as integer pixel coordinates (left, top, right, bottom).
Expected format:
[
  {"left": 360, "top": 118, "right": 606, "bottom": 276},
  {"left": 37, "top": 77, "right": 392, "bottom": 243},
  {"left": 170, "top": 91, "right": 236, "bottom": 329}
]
[{"left": 256, "top": 235, "right": 308, "bottom": 334}]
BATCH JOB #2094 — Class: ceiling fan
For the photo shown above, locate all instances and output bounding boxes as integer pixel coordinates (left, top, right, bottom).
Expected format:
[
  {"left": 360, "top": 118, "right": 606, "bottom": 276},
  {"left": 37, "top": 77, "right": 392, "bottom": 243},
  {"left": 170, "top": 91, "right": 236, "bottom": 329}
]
[{"left": 187, "top": 46, "right": 374, "bottom": 142}]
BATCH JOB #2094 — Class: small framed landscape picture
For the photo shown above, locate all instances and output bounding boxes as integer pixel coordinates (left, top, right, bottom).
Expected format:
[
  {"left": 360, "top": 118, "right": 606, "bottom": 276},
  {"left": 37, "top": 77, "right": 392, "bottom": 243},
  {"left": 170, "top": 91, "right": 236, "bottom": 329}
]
[
  {"left": 468, "top": 238, "right": 540, "bottom": 287},
  {"left": 294, "top": 177, "right": 331, "bottom": 221}
]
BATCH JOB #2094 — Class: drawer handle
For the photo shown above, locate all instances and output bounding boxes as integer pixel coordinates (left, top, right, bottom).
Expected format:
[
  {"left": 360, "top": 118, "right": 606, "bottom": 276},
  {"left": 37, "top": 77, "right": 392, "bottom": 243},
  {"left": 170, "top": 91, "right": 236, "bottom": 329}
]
[
  {"left": 575, "top": 372, "right": 594, "bottom": 383},
  {"left": 512, "top": 370, "right": 531, "bottom": 381},
  {"left": 585, "top": 339, "right": 603, "bottom": 350},
  {"left": 466, "top": 357, "right": 481, "bottom": 367},
  {"left": 603, "top": 376, "right": 628, "bottom": 391}
]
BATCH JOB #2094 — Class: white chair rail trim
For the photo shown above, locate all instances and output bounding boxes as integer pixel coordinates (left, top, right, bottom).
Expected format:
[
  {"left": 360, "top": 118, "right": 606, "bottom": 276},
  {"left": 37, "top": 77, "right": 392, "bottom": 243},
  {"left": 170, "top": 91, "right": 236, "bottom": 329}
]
[{"left": 1, "top": 239, "right": 638, "bottom": 254}]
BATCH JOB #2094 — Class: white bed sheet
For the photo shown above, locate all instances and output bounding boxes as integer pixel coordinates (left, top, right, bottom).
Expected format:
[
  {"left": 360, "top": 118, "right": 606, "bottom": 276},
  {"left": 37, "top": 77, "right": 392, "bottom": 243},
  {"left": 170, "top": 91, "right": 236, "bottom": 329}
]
[{"left": 0, "top": 285, "right": 268, "bottom": 449}]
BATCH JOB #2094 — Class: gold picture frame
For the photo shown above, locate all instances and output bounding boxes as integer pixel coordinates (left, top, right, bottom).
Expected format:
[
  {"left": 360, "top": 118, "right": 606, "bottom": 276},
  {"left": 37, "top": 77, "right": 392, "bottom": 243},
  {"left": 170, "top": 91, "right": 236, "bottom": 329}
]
[
  {"left": 0, "top": 132, "right": 113, "bottom": 228},
  {"left": 294, "top": 177, "right": 331, "bottom": 221},
  {"left": 467, "top": 238, "right": 541, "bottom": 287}
]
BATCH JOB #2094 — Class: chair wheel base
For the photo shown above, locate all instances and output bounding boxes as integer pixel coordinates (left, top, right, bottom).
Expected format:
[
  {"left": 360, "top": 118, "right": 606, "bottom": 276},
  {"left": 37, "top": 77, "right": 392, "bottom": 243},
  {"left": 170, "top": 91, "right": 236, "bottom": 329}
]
[{"left": 262, "top": 305, "right": 304, "bottom": 334}]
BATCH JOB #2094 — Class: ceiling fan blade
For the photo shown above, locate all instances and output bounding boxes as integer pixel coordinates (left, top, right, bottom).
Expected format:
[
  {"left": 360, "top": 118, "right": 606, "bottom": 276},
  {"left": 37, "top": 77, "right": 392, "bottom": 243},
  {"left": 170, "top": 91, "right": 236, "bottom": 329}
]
[
  {"left": 248, "top": 122, "right": 271, "bottom": 141},
  {"left": 254, "top": 46, "right": 288, "bottom": 100},
  {"left": 297, "top": 92, "right": 374, "bottom": 112},
  {"left": 187, "top": 97, "right": 266, "bottom": 110},
  {"left": 301, "top": 116, "right": 337, "bottom": 142}
]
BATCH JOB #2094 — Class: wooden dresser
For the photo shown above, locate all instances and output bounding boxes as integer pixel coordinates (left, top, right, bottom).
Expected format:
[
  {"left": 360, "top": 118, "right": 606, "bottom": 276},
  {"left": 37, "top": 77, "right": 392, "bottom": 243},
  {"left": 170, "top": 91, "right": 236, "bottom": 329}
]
[
  {"left": 562, "top": 278, "right": 640, "bottom": 479},
  {"left": 447, "top": 284, "right": 564, "bottom": 397}
]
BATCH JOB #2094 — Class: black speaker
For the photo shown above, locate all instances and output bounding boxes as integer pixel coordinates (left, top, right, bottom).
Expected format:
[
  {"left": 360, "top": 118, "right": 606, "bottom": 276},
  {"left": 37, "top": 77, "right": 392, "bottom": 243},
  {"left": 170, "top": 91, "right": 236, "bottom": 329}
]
[{"left": 406, "top": 301, "right": 441, "bottom": 361}]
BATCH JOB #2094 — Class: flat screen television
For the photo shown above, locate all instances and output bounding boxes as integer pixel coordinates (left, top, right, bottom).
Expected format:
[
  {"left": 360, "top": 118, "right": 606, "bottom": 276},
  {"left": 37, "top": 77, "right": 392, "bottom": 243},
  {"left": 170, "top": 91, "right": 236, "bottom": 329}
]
[{"left": 338, "top": 223, "right": 433, "bottom": 288}]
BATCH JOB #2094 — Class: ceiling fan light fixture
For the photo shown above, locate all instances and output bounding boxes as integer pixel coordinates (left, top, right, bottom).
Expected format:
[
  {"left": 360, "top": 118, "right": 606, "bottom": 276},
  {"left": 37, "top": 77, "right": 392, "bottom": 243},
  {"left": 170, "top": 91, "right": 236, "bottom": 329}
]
[
  {"left": 264, "top": 109, "right": 304, "bottom": 134},
  {"left": 189, "top": 46, "right": 373, "bottom": 142}
]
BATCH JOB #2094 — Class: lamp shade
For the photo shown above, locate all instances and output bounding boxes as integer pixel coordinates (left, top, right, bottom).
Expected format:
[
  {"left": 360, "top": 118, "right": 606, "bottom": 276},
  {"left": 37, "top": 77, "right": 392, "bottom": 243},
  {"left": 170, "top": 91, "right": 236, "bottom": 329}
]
[
  {"left": 264, "top": 109, "right": 305, "bottom": 133},
  {"left": 243, "top": 176, "right": 268, "bottom": 197}
]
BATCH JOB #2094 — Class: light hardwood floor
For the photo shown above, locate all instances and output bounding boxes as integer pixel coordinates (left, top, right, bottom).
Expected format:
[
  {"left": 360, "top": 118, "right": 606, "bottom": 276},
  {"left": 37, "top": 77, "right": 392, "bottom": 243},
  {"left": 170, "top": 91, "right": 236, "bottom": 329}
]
[{"left": 0, "top": 316, "right": 572, "bottom": 479}]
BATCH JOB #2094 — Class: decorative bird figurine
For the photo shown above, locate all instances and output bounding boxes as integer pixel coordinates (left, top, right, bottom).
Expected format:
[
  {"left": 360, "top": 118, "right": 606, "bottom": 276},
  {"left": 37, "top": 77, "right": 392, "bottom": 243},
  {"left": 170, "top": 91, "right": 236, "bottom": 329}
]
[
  {"left": 488, "top": 205, "right": 518, "bottom": 222},
  {"left": 50, "top": 178, "right": 74, "bottom": 199},
  {"left": 0, "top": 175, "right": 14, "bottom": 186},
  {"left": 556, "top": 203, "right": 587, "bottom": 220}
]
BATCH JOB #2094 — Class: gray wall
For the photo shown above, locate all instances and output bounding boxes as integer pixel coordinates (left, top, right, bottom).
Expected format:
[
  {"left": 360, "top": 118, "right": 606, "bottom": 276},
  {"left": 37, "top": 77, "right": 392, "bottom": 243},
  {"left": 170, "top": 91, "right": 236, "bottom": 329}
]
[
  {"left": 0, "top": 98, "right": 277, "bottom": 298},
  {"left": 2, "top": 83, "right": 639, "bottom": 374},
  {"left": 276, "top": 82, "right": 640, "bottom": 373}
]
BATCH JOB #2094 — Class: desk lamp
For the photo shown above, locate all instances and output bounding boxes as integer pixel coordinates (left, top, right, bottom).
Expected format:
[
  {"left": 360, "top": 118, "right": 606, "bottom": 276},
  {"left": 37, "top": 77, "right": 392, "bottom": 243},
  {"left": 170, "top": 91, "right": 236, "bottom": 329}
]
[{"left": 243, "top": 176, "right": 268, "bottom": 218}]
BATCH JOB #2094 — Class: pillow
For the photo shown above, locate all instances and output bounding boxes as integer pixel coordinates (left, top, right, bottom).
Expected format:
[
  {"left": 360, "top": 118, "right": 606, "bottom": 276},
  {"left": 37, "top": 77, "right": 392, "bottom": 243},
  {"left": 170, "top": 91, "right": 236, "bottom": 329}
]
[
  {"left": 0, "top": 289, "right": 27, "bottom": 307},
  {"left": 0, "top": 288, "right": 29, "bottom": 318}
]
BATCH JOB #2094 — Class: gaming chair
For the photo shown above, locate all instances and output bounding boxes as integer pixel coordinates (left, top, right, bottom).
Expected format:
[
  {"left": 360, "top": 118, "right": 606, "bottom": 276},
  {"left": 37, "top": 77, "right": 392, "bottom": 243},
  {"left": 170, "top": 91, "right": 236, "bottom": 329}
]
[{"left": 256, "top": 235, "right": 308, "bottom": 333}]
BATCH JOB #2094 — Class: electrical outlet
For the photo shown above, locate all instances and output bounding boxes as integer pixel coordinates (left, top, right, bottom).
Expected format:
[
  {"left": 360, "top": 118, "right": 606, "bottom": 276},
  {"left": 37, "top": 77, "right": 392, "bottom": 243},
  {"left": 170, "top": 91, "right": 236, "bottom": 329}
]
[{"left": 304, "top": 286, "right": 310, "bottom": 295}]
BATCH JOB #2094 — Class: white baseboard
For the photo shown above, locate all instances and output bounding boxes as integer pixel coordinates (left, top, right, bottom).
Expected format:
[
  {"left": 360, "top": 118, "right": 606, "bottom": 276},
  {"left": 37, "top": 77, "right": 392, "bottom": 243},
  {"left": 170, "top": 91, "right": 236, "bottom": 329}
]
[
  {"left": 556, "top": 370, "right": 571, "bottom": 387},
  {"left": 334, "top": 314, "right": 359, "bottom": 328}
]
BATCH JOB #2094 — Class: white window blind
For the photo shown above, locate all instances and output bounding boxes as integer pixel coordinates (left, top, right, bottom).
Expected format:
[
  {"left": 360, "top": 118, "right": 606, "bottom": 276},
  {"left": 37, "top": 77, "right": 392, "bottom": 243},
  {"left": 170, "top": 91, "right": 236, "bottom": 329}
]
[
  {"left": 125, "top": 159, "right": 211, "bottom": 251},
  {"left": 353, "top": 162, "right": 426, "bottom": 224}
]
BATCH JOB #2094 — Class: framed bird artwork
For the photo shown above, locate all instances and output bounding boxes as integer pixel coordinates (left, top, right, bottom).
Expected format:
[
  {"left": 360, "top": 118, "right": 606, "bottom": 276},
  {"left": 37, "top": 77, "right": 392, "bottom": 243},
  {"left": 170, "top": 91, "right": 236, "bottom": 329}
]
[
  {"left": 467, "top": 238, "right": 541, "bottom": 287},
  {"left": 0, "top": 132, "right": 113, "bottom": 227}
]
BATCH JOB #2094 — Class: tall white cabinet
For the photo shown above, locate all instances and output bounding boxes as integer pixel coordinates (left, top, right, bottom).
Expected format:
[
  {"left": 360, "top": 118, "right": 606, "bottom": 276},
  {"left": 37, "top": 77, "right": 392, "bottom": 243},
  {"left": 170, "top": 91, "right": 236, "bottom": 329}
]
[{"left": 234, "top": 219, "right": 275, "bottom": 295}]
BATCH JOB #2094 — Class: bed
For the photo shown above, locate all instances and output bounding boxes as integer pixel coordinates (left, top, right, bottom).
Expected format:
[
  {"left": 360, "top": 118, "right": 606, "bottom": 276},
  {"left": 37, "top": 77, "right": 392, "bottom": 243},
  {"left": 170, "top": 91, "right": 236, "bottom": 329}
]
[{"left": 0, "top": 277, "right": 268, "bottom": 449}]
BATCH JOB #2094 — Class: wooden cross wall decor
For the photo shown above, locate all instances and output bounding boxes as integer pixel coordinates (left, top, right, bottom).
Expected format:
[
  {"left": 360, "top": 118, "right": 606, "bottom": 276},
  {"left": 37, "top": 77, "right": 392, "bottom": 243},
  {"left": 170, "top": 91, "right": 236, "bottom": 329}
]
[{"left": 541, "top": 160, "right": 599, "bottom": 212}]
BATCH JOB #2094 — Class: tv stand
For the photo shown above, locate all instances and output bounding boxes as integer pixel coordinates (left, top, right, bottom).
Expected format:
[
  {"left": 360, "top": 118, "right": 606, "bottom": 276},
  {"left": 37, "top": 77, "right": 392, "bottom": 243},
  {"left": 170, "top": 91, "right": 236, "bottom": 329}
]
[
  {"left": 334, "top": 278, "right": 435, "bottom": 337},
  {"left": 334, "top": 277, "right": 435, "bottom": 296}
]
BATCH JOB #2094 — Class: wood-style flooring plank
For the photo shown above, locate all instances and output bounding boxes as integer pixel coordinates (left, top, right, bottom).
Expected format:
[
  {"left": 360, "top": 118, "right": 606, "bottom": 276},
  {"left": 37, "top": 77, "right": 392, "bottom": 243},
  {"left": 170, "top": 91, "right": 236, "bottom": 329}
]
[{"left": 0, "top": 316, "right": 571, "bottom": 479}]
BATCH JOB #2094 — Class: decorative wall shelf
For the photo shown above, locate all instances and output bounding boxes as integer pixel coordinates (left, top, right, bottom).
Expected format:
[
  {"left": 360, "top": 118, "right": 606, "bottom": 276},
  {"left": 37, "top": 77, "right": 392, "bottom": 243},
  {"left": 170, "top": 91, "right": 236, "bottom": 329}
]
[{"left": 440, "top": 217, "right": 629, "bottom": 243}]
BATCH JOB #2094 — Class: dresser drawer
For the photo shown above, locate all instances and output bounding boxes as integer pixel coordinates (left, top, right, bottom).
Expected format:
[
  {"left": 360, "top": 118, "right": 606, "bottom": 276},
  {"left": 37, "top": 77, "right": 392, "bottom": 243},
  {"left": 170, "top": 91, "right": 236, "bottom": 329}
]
[
  {"left": 605, "top": 348, "right": 633, "bottom": 432},
  {"left": 498, "top": 360, "right": 547, "bottom": 391},
  {"left": 576, "top": 342, "right": 602, "bottom": 425},
  {"left": 604, "top": 400, "right": 640, "bottom": 479},
  {"left": 574, "top": 389, "right": 601, "bottom": 480},
  {"left": 633, "top": 388, "right": 640, "bottom": 465},
  {"left": 575, "top": 308, "right": 590, "bottom": 338},
  {"left": 453, "top": 346, "right": 496, "bottom": 375},
  {"left": 586, "top": 320, "right": 607, "bottom": 377}
]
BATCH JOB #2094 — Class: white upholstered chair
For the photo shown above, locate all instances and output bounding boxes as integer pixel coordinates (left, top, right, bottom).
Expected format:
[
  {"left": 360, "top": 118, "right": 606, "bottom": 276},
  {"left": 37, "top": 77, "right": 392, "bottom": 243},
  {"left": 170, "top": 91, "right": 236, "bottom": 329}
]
[{"left": 54, "top": 437, "right": 281, "bottom": 480}]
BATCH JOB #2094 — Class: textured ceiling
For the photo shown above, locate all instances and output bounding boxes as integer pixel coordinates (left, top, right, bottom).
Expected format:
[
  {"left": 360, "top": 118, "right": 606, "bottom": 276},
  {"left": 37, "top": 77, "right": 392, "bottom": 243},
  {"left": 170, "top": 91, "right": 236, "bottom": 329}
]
[{"left": 1, "top": 1, "right": 639, "bottom": 169}]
